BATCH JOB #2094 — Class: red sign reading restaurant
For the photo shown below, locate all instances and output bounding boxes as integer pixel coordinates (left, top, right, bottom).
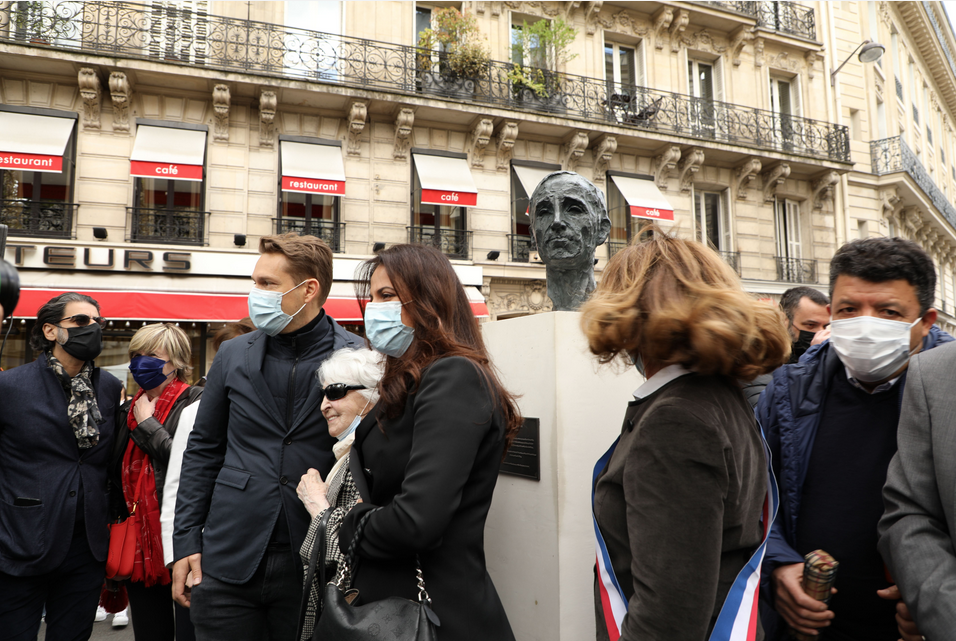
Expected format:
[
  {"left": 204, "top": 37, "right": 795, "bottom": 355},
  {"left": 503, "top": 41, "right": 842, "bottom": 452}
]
[
  {"left": 281, "top": 175, "right": 346, "bottom": 195},
  {"left": 0, "top": 152, "right": 63, "bottom": 173},
  {"left": 130, "top": 160, "right": 204, "bottom": 182}
]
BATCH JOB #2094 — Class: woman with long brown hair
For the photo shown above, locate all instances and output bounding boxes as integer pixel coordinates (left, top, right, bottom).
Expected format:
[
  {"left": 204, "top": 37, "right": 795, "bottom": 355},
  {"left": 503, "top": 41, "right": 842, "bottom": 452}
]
[
  {"left": 581, "top": 228, "right": 790, "bottom": 640},
  {"left": 339, "top": 243, "right": 520, "bottom": 641}
]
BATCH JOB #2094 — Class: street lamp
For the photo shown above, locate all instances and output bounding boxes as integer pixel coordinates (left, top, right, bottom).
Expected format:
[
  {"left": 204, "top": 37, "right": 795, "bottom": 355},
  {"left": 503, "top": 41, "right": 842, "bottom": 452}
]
[{"left": 830, "top": 39, "right": 886, "bottom": 86}]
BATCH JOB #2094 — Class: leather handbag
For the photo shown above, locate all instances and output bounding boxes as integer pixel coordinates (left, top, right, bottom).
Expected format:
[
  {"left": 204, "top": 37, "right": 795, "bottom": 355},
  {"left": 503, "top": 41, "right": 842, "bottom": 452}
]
[
  {"left": 304, "top": 508, "right": 440, "bottom": 641},
  {"left": 105, "top": 466, "right": 145, "bottom": 580}
]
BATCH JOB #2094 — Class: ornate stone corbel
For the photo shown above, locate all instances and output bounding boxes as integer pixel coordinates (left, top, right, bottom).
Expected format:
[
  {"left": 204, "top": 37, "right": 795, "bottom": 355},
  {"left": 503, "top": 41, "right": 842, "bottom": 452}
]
[
  {"left": 592, "top": 135, "right": 617, "bottom": 183},
  {"left": 678, "top": 148, "right": 705, "bottom": 194},
  {"left": 496, "top": 121, "right": 519, "bottom": 171},
  {"left": 475, "top": 1, "right": 486, "bottom": 13},
  {"left": 879, "top": 186, "right": 901, "bottom": 217},
  {"left": 108, "top": 72, "right": 132, "bottom": 132},
  {"left": 78, "top": 68, "right": 101, "bottom": 130},
  {"left": 212, "top": 84, "right": 230, "bottom": 142},
  {"left": 879, "top": 1, "right": 892, "bottom": 28},
  {"left": 754, "top": 37, "right": 765, "bottom": 67},
  {"left": 731, "top": 27, "right": 755, "bottom": 67},
  {"left": 563, "top": 132, "right": 590, "bottom": 172},
  {"left": 490, "top": 2, "right": 502, "bottom": 16},
  {"left": 258, "top": 90, "right": 277, "bottom": 148},
  {"left": 900, "top": 206, "right": 922, "bottom": 238},
  {"left": 653, "top": 7, "right": 673, "bottom": 51},
  {"left": 735, "top": 158, "right": 762, "bottom": 200},
  {"left": 584, "top": 1, "right": 603, "bottom": 35},
  {"left": 653, "top": 146, "right": 681, "bottom": 190},
  {"left": 669, "top": 10, "right": 689, "bottom": 54},
  {"left": 393, "top": 108, "right": 415, "bottom": 161},
  {"left": 469, "top": 118, "right": 494, "bottom": 168},
  {"left": 762, "top": 163, "right": 790, "bottom": 203},
  {"left": 805, "top": 50, "right": 821, "bottom": 80},
  {"left": 811, "top": 171, "right": 840, "bottom": 210},
  {"left": 346, "top": 100, "right": 367, "bottom": 156}
]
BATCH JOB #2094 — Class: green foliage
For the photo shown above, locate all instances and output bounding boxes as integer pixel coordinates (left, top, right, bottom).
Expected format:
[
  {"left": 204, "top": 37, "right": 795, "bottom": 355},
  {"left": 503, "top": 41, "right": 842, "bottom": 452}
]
[
  {"left": 508, "top": 17, "right": 578, "bottom": 98},
  {"left": 417, "top": 7, "right": 490, "bottom": 80}
]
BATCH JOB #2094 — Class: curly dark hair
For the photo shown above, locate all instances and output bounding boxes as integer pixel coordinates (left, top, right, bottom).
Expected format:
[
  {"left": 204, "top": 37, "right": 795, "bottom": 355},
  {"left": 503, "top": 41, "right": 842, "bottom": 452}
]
[
  {"left": 829, "top": 237, "right": 936, "bottom": 314},
  {"left": 779, "top": 287, "right": 829, "bottom": 323}
]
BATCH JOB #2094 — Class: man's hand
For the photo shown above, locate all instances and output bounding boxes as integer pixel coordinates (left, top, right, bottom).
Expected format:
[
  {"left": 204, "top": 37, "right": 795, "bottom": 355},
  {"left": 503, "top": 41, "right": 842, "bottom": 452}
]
[
  {"left": 877, "top": 585, "right": 922, "bottom": 641},
  {"left": 132, "top": 394, "right": 158, "bottom": 426},
  {"left": 172, "top": 553, "right": 202, "bottom": 608},
  {"left": 811, "top": 328, "right": 830, "bottom": 347},
  {"left": 772, "top": 563, "right": 834, "bottom": 636}
]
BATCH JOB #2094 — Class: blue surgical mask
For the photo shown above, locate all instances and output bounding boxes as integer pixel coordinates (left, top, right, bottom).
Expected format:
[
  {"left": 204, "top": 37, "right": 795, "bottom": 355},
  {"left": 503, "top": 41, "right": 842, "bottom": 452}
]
[
  {"left": 248, "top": 280, "right": 308, "bottom": 337},
  {"left": 129, "top": 354, "right": 171, "bottom": 390},
  {"left": 337, "top": 396, "right": 372, "bottom": 442},
  {"left": 365, "top": 301, "right": 415, "bottom": 357}
]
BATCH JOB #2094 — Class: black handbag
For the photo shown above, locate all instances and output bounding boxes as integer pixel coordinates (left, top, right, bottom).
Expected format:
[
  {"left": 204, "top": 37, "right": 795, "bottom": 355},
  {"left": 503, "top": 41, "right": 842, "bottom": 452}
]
[{"left": 301, "top": 507, "right": 440, "bottom": 641}]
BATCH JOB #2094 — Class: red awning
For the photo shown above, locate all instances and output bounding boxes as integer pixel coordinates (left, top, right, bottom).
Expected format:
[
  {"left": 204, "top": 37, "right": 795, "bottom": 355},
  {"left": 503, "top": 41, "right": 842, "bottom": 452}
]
[
  {"left": 130, "top": 125, "right": 207, "bottom": 182},
  {"left": 609, "top": 175, "right": 675, "bottom": 221},
  {"left": 280, "top": 141, "right": 346, "bottom": 195}
]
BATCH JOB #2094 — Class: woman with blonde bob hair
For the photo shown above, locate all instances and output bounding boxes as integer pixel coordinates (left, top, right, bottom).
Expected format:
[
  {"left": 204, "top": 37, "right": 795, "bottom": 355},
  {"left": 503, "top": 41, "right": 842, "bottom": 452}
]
[
  {"left": 582, "top": 227, "right": 790, "bottom": 641},
  {"left": 111, "top": 323, "right": 202, "bottom": 641}
]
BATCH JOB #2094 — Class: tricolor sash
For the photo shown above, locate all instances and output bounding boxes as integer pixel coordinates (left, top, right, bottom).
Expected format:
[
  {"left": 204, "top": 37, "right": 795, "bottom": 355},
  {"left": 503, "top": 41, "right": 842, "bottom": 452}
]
[{"left": 592, "top": 431, "right": 780, "bottom": 641}]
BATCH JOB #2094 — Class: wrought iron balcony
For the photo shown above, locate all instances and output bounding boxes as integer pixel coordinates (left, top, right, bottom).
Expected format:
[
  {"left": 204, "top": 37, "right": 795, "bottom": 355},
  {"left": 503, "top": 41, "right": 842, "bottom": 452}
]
[
  {"left": 756, "top": 2, "right": 816, "bottom": 40},
  {"left": 700, "top": 2, "right": 759, "bottom": 18},
  {"left": 508, "top": 234, "right": 536, "bottom": 263},
  {"left": 0, "top": 200, "right": 76, "bottom": 238},
  {"left": 407, "top": 226, "right": 471, "bottom": 260},
  {"left": 607, "top": 240, "right": 628, "bottom": 259},
  {"left": 0, "top": 1, "right": 846, "bottom": 163},
  {"left": 776, "top": 256, "right": 817, "bottom": 283},
  {"left": 128, "top": 207, "right": 207, "bottom": 246},
  {"left": 871, "top": 136, "right": 956, "bottom": 230},
  {"left": 274, "top": 217, "right": 344, "bottom": 252},
  {"left": 720, "top": 250, "right": 741, "bottom": 275}
]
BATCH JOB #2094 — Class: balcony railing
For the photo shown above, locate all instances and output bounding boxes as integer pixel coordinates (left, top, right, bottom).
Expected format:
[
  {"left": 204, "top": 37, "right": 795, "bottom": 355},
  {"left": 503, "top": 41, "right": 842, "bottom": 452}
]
[
  {"left": 128, "top": 207, "right": 207, "bottom": 245},
  {"left": 0, "top": 200, "right": 76, "bottom": 238},
  {"left": 776, "top": 256, "right": 817, "bottom": 283},
  {"left": 274, "top": 217, "right": 344, "bottom": 252},
  {"left": 508, "top": 234, "right": 535, "bottom": 263},
  {"left": 0, "top": 1, "right": 846, "bottom": 163},
  {"left": 607, "top": 240, "right": 628, "bottom": 258},
  {"left": 407, "top": 226, "right": 471, "bottom": 260},
  {"left": 871, "top": 136, "right": 956, "bottom": 230},
  {"left": 720, "top": 250, "right": 741, "bottom": 275},
  {"left": 756, "top": 2, "right": 816, "bottom": 40}
]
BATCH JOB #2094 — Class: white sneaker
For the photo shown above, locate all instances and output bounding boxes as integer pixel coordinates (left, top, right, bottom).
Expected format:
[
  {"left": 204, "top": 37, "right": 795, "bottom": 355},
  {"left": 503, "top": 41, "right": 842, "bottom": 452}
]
[
  {"left": 112, "top": 608, "right": 129, "bottom": 628},
  {"left": 95, "top": 606, "right": 108, "bottom": 622}
]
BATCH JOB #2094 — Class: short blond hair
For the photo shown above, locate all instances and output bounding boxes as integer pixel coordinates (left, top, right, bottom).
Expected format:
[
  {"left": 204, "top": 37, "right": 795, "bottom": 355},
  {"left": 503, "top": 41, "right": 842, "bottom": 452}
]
[
  {"left": 128, "top": 323, "right": 193, "bottom": 383},
  {"left": 580, "top": 227, "right": 791, "bottom": 379}
]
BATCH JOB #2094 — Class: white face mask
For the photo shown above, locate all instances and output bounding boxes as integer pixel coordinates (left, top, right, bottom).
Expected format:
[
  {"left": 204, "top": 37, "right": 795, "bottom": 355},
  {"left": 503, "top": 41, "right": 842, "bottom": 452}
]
[{"left": 829, "top": 315, "right": 923, "bottom": 383}]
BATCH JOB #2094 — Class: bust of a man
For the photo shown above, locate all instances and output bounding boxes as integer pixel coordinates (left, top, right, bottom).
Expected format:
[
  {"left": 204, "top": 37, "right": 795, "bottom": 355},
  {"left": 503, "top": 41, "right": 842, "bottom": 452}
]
[{"left": 529, "top": 171, "right": 611, "bottom": 311}]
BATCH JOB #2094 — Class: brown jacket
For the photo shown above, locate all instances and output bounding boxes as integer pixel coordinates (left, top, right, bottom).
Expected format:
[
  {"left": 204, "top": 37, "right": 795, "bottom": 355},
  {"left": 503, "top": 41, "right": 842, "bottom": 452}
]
[{"left": 593, "top": 373, "right": 766, "bottom": 641}]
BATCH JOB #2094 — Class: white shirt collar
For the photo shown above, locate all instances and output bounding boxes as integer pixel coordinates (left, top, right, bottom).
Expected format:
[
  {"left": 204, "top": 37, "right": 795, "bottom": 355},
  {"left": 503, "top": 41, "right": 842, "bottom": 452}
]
[
  {"left": 844, "top": 367, "right": 902, "bottom": 394},
  {"left": 633, "top": 363, "right": 693, "bottom": 399}
]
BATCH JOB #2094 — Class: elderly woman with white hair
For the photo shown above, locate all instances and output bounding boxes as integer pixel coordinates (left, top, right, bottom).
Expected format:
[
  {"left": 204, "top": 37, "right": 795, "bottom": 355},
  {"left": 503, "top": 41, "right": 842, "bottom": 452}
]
[{"left": 295, "top": 347, "right": 384, "bottom": 640}]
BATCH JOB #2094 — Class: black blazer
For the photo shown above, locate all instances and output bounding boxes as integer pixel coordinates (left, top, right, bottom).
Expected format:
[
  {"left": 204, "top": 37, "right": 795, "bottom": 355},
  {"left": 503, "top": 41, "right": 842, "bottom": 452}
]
[
  {"left": 174, "top": 316, "right": 358, "bottom": 584},
  {"left": 0, "top": 354, "right": 122, "bottom": 575},
  {"left": 341, "top": 356, "right": 516, "bottom": 641}
]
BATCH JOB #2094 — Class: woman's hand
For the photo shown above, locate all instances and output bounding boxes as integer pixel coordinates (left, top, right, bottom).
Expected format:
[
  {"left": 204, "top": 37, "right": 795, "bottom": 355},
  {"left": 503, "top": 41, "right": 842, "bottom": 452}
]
[
  {"left": 297, "top": 468, "right": 330, "bottom": 518},
  {"left": 132, "top": 394, "right": 158, "bottom": 426}
]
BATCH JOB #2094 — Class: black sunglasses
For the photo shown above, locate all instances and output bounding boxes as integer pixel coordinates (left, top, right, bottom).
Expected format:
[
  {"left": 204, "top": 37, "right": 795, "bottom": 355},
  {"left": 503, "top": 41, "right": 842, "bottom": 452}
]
[
  {"left": 57, "top": 314, "right": 107, "bottom": 328},
  {"left": 322, "top": 383, "right": 366, "bottom": 401}
]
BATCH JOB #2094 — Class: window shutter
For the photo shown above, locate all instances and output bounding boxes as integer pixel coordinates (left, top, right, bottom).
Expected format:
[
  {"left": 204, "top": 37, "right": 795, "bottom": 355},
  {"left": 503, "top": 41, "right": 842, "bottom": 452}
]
[{"left": 635, "top": 40, "right": 646, "bottom": 88}]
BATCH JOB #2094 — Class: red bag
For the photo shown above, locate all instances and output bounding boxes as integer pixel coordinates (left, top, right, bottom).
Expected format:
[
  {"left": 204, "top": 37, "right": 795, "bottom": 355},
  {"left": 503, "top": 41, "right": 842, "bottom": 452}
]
[{"left": 106, "top": 470, "right": 145, "bottom": 581}]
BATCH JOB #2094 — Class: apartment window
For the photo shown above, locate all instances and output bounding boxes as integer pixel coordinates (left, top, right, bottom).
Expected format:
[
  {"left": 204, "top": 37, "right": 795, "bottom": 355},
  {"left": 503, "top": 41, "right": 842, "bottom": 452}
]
[
  {"left": 694, "top": 191, "right": 730, "bottom": 252},
  {"left": 410, "top": 151, "right": 476, "bottom": 260},
  {"left": 775, "top": 198, "right": 815, "bottom": 282},
  {"left": 892, "top": 33, "right": 903, "bottom": 101},
  {"left": 416, "top": 6, "right": 432, "bottom": 42},
  {"left": 688, "top": 58, "right": 724, "bottom": 135},
  {"left": 511, "top": 18, "right": 547, "bottom": 69},
  {"left": 770, "top": 76, "right": 798, "bottom": 146},
  {"left": 605, "top": 42, "right": 641, "bottom": 94},
  {"left": 0, "top": 108, "right": 77, "bottom": 239}
]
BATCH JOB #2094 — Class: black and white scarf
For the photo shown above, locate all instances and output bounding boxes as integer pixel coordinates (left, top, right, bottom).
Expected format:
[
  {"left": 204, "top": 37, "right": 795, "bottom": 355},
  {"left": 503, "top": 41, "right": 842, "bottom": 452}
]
[{"left": 47, "top": 352, "right": 102, "bottom": 449}]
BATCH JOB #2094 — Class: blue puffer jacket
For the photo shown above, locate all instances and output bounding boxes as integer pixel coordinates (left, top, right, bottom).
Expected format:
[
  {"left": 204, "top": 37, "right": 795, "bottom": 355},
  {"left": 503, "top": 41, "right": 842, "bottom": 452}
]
[{"left": 754, "top": 326, "right": 953, "bottom": 639}]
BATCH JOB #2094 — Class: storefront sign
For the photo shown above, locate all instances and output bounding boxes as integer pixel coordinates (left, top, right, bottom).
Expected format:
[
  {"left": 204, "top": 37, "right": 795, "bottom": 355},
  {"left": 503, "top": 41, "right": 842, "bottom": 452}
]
[
  {"left": 130, "top": 161, "right": 203, "bottom": 181},
  {"left": 0, "top": 152, "right": 63, "bottom": 173},
  {"left": 281, "top": 176, "right": 345, "bottom": 195},
  {"left": 421, "top": 189, "right": 478, "bottom": 207},
  {"left": 629, "top": 205, "right": 675, "bottom": 221}
]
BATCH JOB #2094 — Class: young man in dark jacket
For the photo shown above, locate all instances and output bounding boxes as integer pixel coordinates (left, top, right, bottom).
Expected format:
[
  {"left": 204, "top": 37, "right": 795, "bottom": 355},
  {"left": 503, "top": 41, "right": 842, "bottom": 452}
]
[
  {"left": 756, "top": 237, "right": 948, "bottom": 641},
  {"left": 172, "top": 234, "right": 359, "bottom": 641}
]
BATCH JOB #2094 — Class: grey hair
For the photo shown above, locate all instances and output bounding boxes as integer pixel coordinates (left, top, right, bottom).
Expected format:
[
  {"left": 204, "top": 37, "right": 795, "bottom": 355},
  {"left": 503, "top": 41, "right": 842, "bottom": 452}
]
[{"left": 316, "top": 347, "right": 385, "bottom": 404}]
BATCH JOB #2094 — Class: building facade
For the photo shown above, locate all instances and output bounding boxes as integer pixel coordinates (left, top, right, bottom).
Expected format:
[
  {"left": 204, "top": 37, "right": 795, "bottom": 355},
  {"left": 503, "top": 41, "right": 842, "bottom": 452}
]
[{"left": 6, "top": 1, "right": 949, "bottom": 379}]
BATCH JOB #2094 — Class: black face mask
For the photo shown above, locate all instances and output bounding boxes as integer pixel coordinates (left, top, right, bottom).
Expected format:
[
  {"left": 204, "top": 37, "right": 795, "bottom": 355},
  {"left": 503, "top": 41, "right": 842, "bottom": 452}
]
[
  {"left": 789, "top": 329, "right": 816, "bottom": 363},
  {"left": 57, "top": 323, "right": 103, "bottom": 362}
]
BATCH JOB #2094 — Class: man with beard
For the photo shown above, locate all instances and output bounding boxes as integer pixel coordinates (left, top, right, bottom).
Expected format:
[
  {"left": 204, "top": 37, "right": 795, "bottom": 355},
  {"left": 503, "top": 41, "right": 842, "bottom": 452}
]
[
  {"left": 529, "top": 171, "right": 611, "bottom": 311},
  {"left": 779, "top": 286, "right": 831, "bottom": 363}
]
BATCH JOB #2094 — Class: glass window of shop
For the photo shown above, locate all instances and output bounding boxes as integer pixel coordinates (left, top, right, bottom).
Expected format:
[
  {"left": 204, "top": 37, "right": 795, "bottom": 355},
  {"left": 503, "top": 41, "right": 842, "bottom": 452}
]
[
  {"left": 411, "top": 158, "right": 468, "bottom": 260},
  {"left": 131, "top": 177, "right": 205, "bottom": 245}
]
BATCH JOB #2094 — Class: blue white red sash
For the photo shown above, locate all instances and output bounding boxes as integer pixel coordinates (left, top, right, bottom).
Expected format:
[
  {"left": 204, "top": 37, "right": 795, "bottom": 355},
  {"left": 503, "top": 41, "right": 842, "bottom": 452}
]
[{"left": 592, "top": 431, "right": 780, "bottom": 641}]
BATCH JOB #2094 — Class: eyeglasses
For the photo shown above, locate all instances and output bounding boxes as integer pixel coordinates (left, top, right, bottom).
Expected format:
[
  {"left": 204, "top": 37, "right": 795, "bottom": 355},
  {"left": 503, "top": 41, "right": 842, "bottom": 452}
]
[
  {"left": 322, "top": 383, "right": 366, "bottom": 401},
  {"left": 57, "top": 314, "right": 107, "bottom": 328}
]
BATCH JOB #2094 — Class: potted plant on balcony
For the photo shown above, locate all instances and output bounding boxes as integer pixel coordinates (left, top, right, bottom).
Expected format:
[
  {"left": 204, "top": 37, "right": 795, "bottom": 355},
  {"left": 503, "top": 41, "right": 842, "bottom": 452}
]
[
  {"left": 417, "top": 8, "right": 490, "bottom": 101},
  {"left": 12, "top": 1, "right": 70, "bottom": 45},
  {"left": 507, "top": 17, "right": 577, "bottom": 114}
]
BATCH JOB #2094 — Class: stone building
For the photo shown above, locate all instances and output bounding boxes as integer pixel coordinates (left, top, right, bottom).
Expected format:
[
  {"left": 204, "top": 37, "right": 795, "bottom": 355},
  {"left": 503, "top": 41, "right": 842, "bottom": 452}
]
[{"left": 3, "top": 0, "right": 935, "bottom": 377}]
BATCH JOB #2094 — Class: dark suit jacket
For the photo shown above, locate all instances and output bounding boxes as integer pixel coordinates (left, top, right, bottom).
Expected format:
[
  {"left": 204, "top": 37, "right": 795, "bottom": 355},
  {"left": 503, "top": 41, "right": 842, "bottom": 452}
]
[
  {"left": 173, "top": 315, "right": 358, "bottom": 584},
  {"left": 341, "top": 356, "right": 516, "bottom": 641},
  {"left": 593, "top": 373, "right": 766, "bottom": 641},
  {"left": 0, "top": 353, "right": 122, "bottom": 575}
]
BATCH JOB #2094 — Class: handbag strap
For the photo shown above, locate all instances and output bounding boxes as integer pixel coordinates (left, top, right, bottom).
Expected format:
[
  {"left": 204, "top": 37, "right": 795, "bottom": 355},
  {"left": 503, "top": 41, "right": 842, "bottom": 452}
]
[{"left": 296, "top": 509, "right": 332, "bottom": 641}]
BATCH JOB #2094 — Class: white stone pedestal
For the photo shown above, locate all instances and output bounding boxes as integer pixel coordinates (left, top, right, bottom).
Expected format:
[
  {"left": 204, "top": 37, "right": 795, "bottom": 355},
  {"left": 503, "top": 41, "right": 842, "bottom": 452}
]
[{"left": 482, "top": 312, "right": 642, "bottom": 641}]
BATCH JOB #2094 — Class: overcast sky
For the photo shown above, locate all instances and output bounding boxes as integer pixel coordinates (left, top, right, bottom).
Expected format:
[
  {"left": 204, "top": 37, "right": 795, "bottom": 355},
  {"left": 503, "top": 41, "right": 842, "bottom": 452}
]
[{"left": 944, "top": 1, "right": 956, "bottom": 32}]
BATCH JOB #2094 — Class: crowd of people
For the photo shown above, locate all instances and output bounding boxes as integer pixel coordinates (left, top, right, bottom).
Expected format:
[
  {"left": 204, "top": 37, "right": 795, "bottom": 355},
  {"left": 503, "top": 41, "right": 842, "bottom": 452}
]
[{"left": 1, "top": 224, "right": 956, "bottom": 641}]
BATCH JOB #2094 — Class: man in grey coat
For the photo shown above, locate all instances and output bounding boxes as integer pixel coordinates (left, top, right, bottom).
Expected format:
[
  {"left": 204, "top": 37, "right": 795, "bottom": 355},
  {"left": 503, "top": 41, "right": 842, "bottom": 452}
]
[{"left": 879, "top": 340, "right": 956, "bottom": 640}]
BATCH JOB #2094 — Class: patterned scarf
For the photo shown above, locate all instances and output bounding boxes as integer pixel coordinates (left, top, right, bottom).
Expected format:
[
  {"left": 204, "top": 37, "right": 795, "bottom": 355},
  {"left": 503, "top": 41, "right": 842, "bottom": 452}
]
[
  {"left": 123, "top": 378, "right": 189, "bottom": 587},
  {"left": 46, "top": 352, "right": 102, "bottom": 449}
]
